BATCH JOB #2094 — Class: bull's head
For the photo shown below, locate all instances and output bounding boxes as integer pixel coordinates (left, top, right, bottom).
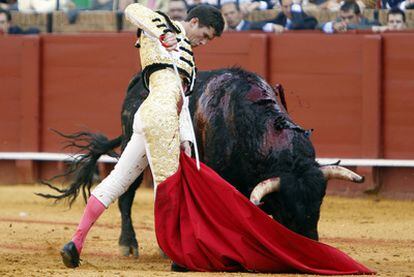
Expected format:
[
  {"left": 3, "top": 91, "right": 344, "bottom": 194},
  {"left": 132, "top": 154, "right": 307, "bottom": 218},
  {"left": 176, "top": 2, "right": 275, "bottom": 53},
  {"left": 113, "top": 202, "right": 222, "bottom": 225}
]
[
  {"left": 250, "top": 166, "right": 365, "bottom": 206},
  {"left": 193, "top": 68, "right": 364, "bottom": 241}
]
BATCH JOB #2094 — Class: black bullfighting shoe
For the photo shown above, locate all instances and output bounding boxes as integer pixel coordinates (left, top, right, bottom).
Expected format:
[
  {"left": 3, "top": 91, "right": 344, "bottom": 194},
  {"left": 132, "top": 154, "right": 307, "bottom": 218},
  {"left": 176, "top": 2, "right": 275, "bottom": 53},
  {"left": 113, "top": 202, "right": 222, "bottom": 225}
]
[
  {"left": 60, "top": 241, "right": 81, "bottom": 268},
  {"left": 171, "top": 262, "right": 189, "bottom": 272}
]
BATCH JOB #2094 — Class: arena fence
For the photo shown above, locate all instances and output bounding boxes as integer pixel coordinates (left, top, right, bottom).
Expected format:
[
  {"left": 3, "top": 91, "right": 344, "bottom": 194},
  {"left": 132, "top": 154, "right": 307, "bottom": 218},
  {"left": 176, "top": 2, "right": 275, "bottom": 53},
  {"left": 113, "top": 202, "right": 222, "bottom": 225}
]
[
  {"left": 1, "top": 32, "right": 414, "bottom": 198},
  {"left": 2, "top": 152, "right": 414, "bottom": 168}
]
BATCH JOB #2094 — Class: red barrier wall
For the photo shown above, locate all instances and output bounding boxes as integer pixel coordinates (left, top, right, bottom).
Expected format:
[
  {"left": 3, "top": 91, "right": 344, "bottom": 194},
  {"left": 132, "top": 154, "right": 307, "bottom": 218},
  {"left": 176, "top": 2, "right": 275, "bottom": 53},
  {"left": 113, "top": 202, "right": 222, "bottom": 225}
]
[
  {"left": 40, "top": 34, "right": 140, "bottom": 152},
  {"left": 380, "top": 33, "right": 414, "bottom": 198},
  {"left": 268, "top": 34, "right": 382, "bottom": 159},
  {"left": 0, "top": 32, "right": 413, "bottom": 198},
  {"left": 195, "top": 33, "right": 268, "bottom": 78}
]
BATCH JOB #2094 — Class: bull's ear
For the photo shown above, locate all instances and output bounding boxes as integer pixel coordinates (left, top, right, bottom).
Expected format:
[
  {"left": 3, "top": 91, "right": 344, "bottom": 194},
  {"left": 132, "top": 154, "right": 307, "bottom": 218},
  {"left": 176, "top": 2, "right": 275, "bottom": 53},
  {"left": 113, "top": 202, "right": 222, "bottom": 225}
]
[{"left": 273, "top": 84, "right": 288, "bottom": 112}]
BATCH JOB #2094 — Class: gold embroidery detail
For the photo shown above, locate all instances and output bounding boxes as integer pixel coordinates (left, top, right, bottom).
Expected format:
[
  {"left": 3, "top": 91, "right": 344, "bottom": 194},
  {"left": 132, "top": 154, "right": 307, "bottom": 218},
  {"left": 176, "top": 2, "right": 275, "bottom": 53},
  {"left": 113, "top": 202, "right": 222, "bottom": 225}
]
[{"left": 138, "top": 69, "right": 182, "bottom": 185}]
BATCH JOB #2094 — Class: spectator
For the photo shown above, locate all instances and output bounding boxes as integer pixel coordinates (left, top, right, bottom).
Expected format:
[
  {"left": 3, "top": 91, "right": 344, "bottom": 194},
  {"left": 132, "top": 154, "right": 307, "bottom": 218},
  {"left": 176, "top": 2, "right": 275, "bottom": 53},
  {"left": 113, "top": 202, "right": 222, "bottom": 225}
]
[
  {"left": 319, "top": 1, "right": 378, "bottom": 33},
  {"left": 308, "top": 0, "right": 368, "bottom": 12},
  {"left": 90, "top": 0, "right": 135, "bottom": 10},
  {"left": 1, "top": 0, "right": 18, "bottom": 10},
  {"left": 167, "top": 0, "right": 188, "bottom": 21},
  {"left": 0, "top": 8, "right": 40, "bottom": 34},
  {"left": 221, "top": 1, "right": 253, "bottom": 30},
  {"left": 0, "top": 0, "right": 6, "bottom": 9},
  {"left": 399, "top": 0, "right": 414, "bottom": 9},
  {"left": 18, "top": 0, "right": 75, "bottom": 13},
  {"left": 220, "top": 0, "right": 274, "bottom": 16},
  {"left": 254, "top": 0, "right": 318, "bottom": 33},
  {"left": 90, "top": 0, "right": 114, "bottom": 10},
  {"left": 134, "top": 0, "right": 170, "bottom": 12},
  {"left": 372, "top": 7, "right": 407, "bottom": 32},
  {"left": 381, "top": 0, "right": 404, "bottom": 8}
]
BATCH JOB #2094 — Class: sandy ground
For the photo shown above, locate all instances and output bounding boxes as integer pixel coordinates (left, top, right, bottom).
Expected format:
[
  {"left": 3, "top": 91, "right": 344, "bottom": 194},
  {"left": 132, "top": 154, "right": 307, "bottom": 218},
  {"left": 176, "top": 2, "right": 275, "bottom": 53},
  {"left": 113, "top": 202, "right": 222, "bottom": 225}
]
[{"left": 0, "top": 184, "right": 413, "bottom": 277}]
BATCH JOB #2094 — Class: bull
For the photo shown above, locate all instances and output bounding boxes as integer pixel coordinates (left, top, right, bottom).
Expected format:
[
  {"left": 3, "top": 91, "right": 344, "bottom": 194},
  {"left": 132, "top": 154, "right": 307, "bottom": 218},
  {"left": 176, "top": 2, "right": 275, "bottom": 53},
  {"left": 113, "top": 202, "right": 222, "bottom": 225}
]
[{"left": 39, "top": 68, "right": 364, "bottom": 257}]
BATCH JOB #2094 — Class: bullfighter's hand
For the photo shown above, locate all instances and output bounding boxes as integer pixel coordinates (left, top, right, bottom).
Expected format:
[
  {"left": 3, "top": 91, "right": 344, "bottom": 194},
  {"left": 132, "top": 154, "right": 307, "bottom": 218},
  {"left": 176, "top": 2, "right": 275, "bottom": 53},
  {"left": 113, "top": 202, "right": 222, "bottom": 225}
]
[
  {"left": 180, "top": 141, "right": 192, "bottom": 157},
  {"left": 160, "top": 32, "right": 178, "bottom": 52}
]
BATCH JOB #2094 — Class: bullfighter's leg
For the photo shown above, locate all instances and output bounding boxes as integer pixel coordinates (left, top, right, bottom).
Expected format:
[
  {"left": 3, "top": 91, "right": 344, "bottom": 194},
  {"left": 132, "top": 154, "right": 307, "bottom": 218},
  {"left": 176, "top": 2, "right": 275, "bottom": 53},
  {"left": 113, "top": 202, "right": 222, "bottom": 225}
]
[
  {"left": 135, "top": 68, "right": 182, "bottom": 187},
  {"left": 61, "top": 114, "right": 149, "bottom": 268}
]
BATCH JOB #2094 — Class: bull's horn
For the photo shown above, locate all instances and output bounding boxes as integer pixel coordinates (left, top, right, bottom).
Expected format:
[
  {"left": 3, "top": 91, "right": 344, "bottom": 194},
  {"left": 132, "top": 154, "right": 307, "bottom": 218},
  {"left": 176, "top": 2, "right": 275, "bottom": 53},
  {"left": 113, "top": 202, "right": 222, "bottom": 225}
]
[
  {"left": 320, "top": 165, "right": 364, "bottom": 183},
  {"left": 250, "top": 177, "right": 280, "bottom": 206}
]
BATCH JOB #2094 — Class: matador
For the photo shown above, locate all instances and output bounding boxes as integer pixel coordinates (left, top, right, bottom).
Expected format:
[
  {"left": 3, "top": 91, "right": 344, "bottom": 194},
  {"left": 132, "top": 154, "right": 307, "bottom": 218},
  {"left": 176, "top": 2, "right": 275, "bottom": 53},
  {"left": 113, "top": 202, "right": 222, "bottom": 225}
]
[{"left": 59, "top": 3, "right": 224, "bottom": 269}]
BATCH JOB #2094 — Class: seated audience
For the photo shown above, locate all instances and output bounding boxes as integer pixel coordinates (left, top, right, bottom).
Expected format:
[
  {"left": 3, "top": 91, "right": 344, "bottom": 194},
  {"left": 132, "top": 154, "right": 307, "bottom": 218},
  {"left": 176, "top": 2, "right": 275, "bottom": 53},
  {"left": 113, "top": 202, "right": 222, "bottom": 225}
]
[
  {"left": 0, "top": 8, "right": 39, "bottom": 34},
  {"left": 372, "top": 7, "right": 407, "bottom": 31},
  {"left": 399, "top": 0, "right": 414, "bottom": 9},
  {"left": 167, "top": 0, "right": 188, "bottom": 21},
  {"left": 0, "top": 0, "right": 6, "bottom": 9},
  {"left": 133, "top": 0, "right": 169, "bottom": 11},
  {"left": 253, "top": 0, "right": 318, "bottom": 33},
  {"left": 220, "top": 0, "right": 274, "bottom": 16},
  {"left": 319, "top": 1, "right": 378, "bottom": 33},
  {"left": 90, "top": 0, "right": 114, "bottom": 10},
  {"left": 381, "top": 0, "right": 404, "bottom": 8},
  {"left": 308, "top": 0, "right": 368, "bottom": 12},
  {"left": 91, "top": 0, "right": 135, "bottom": 11},
  {"left": 18, "top": 0, "right": 75, "bottom": 13},
  {"left": 221, "top": 1, "right": 254, "bottom": 30}
]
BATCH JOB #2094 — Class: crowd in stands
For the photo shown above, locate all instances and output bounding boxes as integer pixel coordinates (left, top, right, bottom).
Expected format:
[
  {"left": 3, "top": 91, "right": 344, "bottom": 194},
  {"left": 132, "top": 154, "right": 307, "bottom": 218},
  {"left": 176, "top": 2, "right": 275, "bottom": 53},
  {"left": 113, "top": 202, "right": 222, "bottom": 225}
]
[{"left": 0, "top": 0, "right": 411, "bottom": 35}]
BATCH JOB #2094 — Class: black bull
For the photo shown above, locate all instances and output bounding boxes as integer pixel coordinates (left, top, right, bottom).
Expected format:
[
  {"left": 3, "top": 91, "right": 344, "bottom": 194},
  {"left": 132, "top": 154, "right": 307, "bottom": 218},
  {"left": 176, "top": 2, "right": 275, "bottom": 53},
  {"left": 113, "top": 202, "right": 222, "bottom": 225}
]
[{"left": 39, "top": 68, "right": 364, "bottom": 257}]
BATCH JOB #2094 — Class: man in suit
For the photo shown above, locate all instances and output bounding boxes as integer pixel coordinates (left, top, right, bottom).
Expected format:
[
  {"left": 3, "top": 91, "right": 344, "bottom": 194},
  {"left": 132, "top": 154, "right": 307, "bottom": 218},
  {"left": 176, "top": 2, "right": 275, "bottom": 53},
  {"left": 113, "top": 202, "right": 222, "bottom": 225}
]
[
  {"left": 319, "top": 1, "right": 379, "bottom": 33},
  {"left": 253, "top": 0, "right": 318, "bottom": 33},
  {"left": 167, "top": 0, "right": 188, "bottom": 21},
  {"left": 221, "top": 1, "right": 253, "bottom": 31}
]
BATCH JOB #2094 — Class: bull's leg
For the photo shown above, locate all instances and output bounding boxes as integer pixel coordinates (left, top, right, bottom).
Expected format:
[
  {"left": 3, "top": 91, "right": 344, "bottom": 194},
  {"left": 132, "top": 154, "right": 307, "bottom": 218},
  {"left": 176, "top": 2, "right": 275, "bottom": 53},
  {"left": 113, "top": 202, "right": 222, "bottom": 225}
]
[{"left": 118, "top": 174, "right": 143, "bottom": 257}]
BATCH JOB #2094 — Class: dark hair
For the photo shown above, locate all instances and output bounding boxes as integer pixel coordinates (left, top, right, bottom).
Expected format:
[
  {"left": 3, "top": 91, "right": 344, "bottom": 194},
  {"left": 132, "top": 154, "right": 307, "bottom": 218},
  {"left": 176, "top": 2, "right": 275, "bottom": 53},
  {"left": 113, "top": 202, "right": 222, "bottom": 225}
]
[
  {"left": 186, "top": 4, "right": 225, "bottom": 37},
  {"left": 220, "top": 1, "right": 240, "bottom": 11},
  {"left": 340, "top": 1, "right": 361, "bottom": 15},
  {"left": 170, "top": 0, "right": 189, "bottom": 9},
  {"left": 388, "top": 7, "right": 406, "bottom": 22},
  {"left": 0, "top": 8, "right": 11, "bottom": 22}
]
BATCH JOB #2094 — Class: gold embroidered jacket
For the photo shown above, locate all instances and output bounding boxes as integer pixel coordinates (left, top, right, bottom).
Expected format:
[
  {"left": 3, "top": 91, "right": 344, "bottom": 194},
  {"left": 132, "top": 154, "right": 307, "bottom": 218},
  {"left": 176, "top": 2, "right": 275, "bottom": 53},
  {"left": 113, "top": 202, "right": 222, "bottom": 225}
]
[{"left": 124, "top": 3, "right": 196, "bottom": 94}]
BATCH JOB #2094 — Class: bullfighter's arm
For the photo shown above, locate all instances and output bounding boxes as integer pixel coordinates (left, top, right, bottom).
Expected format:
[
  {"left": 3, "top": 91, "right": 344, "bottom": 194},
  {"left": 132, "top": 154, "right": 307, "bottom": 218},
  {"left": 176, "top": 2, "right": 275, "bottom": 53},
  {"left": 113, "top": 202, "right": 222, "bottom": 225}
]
[
  {"left": 124, "top": 3, "right": 169, "bottom": 39},
  {"left": 179, "top": 101, "right": 194, "bottom": 152}
]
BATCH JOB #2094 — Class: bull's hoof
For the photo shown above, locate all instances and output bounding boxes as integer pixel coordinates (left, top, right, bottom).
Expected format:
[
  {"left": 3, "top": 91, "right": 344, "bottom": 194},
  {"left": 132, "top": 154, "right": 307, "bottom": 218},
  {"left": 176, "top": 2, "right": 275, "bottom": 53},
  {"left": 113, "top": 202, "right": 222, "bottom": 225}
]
[
  {"left": 119, "top": 245, "right": 139, "bottom": 258},
  {"left": 171, "top": 262, "right": 189, "bottom": 272},
  {"left": 60, "top": 241, "right": 80, "bottom": 268}
]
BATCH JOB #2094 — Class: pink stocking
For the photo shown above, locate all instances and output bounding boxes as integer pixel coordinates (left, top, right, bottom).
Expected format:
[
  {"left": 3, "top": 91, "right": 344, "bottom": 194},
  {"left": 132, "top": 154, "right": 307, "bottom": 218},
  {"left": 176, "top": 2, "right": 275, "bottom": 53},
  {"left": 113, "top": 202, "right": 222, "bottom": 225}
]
[{"left": 71, "top": 195, "right": 106, "bottom": 253}]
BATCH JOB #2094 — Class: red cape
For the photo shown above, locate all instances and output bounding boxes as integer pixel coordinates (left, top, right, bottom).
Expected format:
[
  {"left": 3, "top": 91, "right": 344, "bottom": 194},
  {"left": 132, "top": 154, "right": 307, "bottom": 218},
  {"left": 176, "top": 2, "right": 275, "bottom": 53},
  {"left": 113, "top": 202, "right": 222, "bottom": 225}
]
[{"left": 154, "top": 152, "right": 374, "bottom": 274}]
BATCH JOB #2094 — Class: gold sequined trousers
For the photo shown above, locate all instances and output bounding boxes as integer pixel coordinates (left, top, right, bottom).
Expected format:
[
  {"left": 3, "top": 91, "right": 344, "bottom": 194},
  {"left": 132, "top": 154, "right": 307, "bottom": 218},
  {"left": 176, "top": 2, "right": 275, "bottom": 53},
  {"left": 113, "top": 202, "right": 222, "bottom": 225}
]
[{"left": 135, "top": 68, "right": 182, "bottom": 186}]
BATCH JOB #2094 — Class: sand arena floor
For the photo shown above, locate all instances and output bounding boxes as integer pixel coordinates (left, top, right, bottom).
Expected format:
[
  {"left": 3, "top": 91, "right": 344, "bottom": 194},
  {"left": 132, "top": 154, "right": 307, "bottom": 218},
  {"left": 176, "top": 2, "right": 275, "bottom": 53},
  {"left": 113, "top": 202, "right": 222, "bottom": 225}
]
[{"left": 0, "top": 184, "right": 413, "bottom": 277}]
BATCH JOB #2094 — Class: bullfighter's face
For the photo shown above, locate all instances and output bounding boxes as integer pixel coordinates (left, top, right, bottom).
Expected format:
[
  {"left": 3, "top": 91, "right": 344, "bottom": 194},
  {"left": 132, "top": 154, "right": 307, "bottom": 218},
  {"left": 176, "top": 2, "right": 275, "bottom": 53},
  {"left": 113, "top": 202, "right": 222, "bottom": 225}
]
[{"left": 186, "top": 18, "right": 215, "bottom": 47}]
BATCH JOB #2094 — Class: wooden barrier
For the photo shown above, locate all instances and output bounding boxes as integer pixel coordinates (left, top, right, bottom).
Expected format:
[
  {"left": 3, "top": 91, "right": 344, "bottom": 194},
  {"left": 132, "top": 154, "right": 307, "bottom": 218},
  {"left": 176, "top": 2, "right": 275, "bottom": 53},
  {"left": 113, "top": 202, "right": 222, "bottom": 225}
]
[
  {"left": 10, "top": 12, "right": 49, "bottom": 33},
  {"left": 53, "top": 11, "right": 119, "bottom": 33},
  {"left": 195, "top": 32, "right": 268, "bottom": 78},
  {"left": 380, "top": 33, "right": 414, "bottom": 197},
  {"left": 0, "top": 32, "right": 413, "bottom": 198},
  {"left": 0, "top": 36, "right": 41, "bottom": 183}
]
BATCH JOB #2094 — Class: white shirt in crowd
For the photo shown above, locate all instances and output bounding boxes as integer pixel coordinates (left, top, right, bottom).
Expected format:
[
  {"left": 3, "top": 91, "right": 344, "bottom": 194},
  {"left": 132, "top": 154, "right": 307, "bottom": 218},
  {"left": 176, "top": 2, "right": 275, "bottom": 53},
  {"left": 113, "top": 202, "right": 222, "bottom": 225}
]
[{"left": 18, "top": 0, "right": 73, "bottom": 13}]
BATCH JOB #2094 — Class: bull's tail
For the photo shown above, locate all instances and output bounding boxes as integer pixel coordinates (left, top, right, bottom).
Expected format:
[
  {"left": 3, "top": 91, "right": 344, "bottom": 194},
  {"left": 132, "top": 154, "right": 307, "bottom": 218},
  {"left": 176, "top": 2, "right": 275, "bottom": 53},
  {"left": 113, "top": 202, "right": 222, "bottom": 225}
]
[{"left": 36, "top": 130, "right": 122, "bottom": 206}]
